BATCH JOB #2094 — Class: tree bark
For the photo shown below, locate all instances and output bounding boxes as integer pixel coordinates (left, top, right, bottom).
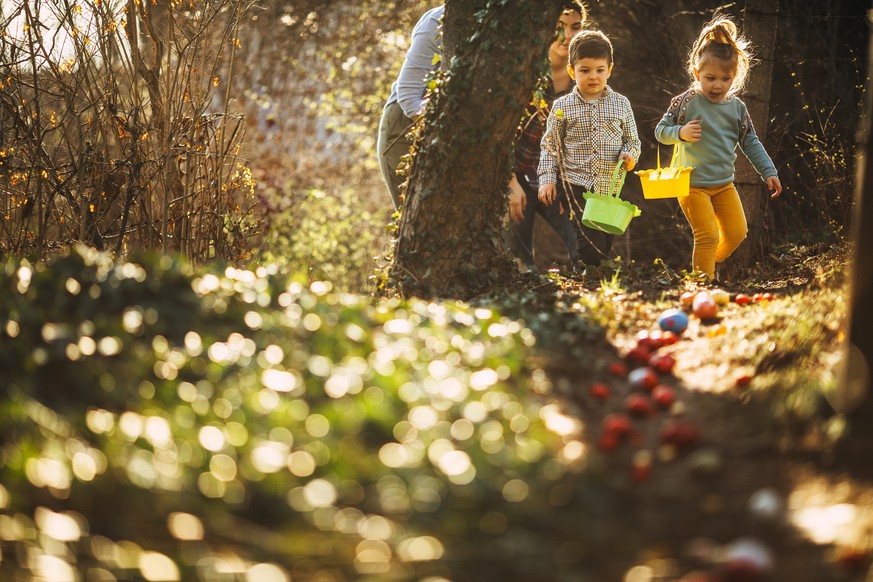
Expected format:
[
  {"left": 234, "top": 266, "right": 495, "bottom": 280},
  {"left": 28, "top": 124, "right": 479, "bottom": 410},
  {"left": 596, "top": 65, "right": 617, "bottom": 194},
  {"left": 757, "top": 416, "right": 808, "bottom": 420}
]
[
  {"left": 839, "top": 6, "right": 873, "bottom": 438},
  {"left": 389, "top": 1, "right": 563, "bottom": 299},
  {"left": 727, "top": 0, "right": 779, "bottom": 276}
]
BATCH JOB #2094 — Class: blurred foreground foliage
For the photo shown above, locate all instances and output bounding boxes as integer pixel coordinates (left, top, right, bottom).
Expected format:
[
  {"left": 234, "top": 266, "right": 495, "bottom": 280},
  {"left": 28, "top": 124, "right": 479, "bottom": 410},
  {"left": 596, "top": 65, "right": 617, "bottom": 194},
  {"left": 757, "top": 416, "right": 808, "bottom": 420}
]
[{"left": 0, "top": 246, "right": 605, "bottom": 581}]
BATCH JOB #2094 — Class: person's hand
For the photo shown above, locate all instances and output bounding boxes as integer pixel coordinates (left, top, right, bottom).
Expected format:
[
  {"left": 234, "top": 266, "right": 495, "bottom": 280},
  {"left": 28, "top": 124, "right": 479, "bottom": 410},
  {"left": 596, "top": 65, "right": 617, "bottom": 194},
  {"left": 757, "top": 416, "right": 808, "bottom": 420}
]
[
  {"left": 766, "top": 175, "right": 782, "bottom": 198},
  {"left": 538, "top": 183, "right": 557, "bottom": 206},
  {"left": 509, "top": 175, "right": 527, "bottom": 223},
  {"left": 679, "top": 119, "right": 702, "bottom": 142},
  {"left": 620, "top": 153, "right": 635, "bottom": 172}
]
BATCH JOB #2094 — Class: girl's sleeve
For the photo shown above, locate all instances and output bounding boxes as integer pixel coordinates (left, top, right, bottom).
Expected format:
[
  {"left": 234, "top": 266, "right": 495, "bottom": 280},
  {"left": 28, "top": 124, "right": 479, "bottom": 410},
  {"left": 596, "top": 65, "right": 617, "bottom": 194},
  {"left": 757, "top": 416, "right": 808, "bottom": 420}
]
[
  {"left": 738, "top": 102, "right": 778, "bottom": 180},
  {"left": 537, "top": 104, "right": 564, "bottom": 185},
  {"left": 654, "top": 92, "right": 687, "bottom": 145},
  {"left": 621, "top": 97, "right": 642, "bottom": 161}
]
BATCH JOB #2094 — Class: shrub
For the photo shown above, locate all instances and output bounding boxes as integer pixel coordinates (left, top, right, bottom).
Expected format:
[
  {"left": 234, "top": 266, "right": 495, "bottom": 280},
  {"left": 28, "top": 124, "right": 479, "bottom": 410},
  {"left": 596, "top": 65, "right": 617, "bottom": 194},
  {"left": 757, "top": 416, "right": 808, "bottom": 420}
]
[{"left": 0, "top": 246, "right": 589, "bottom": 581}]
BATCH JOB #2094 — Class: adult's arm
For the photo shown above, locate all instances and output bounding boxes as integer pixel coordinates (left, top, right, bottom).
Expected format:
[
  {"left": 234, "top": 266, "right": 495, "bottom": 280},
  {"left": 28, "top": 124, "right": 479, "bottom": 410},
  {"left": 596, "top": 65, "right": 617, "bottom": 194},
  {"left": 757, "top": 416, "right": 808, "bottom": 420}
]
[
  {"left": 537, "top": 106, "right": 565, "bottom": 186},
  {"left": 396, "top": 6, "right": 445, "bottom": 119}
]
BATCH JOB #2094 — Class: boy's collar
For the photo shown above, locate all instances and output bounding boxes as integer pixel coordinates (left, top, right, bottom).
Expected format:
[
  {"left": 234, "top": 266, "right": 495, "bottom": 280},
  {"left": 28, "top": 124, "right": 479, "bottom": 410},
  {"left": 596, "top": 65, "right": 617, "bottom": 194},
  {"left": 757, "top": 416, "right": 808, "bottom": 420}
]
[{"left": 573, "top": 85, "right": 612, "bottom": 101}]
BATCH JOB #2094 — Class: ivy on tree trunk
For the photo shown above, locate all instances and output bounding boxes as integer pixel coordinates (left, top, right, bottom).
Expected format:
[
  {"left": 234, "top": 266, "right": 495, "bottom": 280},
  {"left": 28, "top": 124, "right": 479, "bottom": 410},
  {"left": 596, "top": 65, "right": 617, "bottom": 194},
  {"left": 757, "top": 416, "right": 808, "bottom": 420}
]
[{"left": 389, "top": 0, "right": 563, "bottom": 299}]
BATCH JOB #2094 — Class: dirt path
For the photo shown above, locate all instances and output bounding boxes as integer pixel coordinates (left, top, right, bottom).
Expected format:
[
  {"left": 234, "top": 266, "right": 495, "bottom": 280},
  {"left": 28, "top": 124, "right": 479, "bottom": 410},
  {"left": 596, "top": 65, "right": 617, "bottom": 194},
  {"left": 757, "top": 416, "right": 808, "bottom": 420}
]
[{"left": 528, "top": 243, "right": 872, "bottom": 580}]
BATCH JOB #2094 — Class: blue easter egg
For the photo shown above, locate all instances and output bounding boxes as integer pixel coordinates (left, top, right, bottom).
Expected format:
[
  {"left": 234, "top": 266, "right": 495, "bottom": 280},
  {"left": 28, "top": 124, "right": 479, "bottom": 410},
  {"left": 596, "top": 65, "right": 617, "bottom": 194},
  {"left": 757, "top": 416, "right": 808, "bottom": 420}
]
[{"left": 658, "top": 308, "right": 688, "bottom": 334}]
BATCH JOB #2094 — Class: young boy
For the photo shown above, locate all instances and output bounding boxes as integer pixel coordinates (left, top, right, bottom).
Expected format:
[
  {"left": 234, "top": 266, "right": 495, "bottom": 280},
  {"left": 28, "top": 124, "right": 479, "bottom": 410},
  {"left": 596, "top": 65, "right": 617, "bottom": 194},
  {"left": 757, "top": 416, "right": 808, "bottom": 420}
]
[{"left": 537, "top": 29, "right": 641, "bottom": 268}]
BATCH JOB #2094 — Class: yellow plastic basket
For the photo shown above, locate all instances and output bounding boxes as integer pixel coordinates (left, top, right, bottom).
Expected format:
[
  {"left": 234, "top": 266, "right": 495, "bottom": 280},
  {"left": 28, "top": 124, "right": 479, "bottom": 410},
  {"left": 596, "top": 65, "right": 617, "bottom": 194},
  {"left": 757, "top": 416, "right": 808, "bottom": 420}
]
[
  {"left": 635, "top": 145, "right": 693, "bottom": 199},
  {"left": 580, "top": 162, "right": 640, "bottom": 235}
]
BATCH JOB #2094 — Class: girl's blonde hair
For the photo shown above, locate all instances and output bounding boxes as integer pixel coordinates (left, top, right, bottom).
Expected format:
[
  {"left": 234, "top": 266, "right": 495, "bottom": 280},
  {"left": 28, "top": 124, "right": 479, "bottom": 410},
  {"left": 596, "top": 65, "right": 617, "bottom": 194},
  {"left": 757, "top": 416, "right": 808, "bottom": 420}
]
[{"left": 687, "top": 16, "right": 753, "bottom": 95}]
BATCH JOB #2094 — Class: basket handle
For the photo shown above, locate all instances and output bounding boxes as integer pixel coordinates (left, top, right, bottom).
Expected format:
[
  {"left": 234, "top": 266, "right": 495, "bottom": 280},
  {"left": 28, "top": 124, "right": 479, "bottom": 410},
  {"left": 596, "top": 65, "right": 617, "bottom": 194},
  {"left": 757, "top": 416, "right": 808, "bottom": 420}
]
[
  {"left": 669, "top": 144, "right": 682, "bottom": 168},
  {"left": 656, "top": 144, "right": 683, "bottom": 170},
  {"left": 607, "top": 160, "right": 627, "bottom": 198}
]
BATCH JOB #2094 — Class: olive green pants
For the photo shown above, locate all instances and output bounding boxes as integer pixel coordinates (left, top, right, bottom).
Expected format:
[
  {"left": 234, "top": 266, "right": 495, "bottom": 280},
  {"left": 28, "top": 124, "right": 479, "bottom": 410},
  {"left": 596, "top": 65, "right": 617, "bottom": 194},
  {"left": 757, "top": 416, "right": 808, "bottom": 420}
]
[
  {"left": 376, "top": 101, "right": 414, "bottom": 209},
  {"left": 678, "top": 182, "right": 748, "bottom": 279}
]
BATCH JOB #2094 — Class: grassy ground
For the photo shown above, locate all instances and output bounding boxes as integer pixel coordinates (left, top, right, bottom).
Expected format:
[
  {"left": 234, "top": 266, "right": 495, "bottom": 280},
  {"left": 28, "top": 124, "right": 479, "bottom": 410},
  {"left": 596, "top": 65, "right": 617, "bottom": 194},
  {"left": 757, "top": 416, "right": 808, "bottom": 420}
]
[{"left": 0, "top": 240, "right": 868, "bottom": 581}]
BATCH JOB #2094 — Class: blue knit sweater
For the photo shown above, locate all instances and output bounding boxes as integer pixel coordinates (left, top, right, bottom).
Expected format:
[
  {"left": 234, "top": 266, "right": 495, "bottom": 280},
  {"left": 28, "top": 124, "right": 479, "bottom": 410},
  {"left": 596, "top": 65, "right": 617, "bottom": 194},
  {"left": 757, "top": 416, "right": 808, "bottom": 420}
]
[{"left": 655, "top": 89, "right": 777, "bottom": 188}]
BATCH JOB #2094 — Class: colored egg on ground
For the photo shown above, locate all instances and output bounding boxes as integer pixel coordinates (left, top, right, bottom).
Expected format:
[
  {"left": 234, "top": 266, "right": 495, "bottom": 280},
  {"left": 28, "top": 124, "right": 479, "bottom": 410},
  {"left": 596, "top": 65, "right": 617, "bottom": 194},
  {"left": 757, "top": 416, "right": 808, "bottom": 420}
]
[{"left": 658, "top": 308, "right": 689, "bottom": 333}]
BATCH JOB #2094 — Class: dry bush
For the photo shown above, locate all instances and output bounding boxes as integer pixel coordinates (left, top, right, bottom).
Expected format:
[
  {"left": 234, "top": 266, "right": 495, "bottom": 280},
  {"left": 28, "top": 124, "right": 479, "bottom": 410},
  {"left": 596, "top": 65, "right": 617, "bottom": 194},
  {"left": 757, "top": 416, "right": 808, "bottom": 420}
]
[{"left": 0, "top": 0, "right": 260, "bottom": 263}]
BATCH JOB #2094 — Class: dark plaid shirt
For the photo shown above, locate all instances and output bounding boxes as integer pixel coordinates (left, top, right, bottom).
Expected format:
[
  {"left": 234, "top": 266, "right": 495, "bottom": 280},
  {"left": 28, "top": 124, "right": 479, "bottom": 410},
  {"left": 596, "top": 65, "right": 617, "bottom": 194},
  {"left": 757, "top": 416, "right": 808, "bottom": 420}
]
[{"left": 514, "top": 78, "right": 573, "bottom": 174}]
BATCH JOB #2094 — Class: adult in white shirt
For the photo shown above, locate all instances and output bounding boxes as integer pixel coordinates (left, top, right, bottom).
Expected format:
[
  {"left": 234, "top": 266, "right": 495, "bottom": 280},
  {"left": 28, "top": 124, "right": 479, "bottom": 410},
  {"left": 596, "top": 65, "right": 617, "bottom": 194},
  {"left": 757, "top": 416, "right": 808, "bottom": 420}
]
[{"left": 376, "top": 5, "right": 444, "bottom": 210}]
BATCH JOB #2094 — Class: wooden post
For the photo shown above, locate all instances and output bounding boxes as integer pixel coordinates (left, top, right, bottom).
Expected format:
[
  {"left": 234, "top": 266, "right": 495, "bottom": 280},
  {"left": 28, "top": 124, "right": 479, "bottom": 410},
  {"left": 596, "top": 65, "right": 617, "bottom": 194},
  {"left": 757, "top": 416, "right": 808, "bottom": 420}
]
[{"left": 839, "top": 7, "right": 873, "bottom": 433}]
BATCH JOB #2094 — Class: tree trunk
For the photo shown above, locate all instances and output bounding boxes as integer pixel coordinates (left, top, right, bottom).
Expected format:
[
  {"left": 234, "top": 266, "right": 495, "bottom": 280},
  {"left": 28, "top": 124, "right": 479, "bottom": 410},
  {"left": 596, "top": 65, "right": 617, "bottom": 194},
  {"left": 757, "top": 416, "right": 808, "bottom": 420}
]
[
  {"left": 839, "top": 6, "right": 873, "bottom": 440},
  {"left": 727, "top": 0, "right": 779, "bottom": 276},
  {"left": 389, "top": 1, "right": 562, "bottom": 299}
]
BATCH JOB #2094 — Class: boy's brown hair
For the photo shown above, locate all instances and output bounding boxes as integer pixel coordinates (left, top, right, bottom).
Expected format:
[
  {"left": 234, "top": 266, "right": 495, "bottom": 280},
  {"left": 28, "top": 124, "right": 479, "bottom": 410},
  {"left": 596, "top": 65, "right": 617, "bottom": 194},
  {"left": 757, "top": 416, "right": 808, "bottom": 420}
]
[{"left": 568, "top": 29, "right": 613, "bottom": 66}]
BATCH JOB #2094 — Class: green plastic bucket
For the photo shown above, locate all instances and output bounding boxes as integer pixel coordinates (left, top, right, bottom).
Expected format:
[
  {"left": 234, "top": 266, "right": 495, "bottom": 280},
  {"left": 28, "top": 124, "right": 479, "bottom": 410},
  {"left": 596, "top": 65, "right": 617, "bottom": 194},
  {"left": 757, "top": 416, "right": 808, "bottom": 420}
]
[{"left": 580, "top": 162, "right": 640, "bottom": 235}]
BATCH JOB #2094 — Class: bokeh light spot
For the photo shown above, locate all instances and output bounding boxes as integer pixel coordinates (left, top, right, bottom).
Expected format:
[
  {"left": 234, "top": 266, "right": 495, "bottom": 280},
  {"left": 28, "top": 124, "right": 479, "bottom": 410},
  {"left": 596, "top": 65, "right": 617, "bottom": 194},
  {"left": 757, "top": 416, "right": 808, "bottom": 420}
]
[
  {"left": 199, "top": 426, "right": 226, "bottom": 452},
  {"left": 383, "top": 319, "right": 412, "bottom": 334},
  {"left": 184, "top": 332, "right": 203, "bottom": 356},
  {"left": 357, "top": 515, "right": 394, "bottom": 540},
  {"left": 261, "top": 369, "right": 299, "bottom": 393},
  {"left": 302, "top": 313, "right": 321, "bottom": 331},
  {"left": 397, "top": 536, "right": 444, "bottom": 561},
  {"left": 167, "top": 512, "right": 204, "bottom": 541},
  {"left": 35, "top": 507, "right": 82, "bottom": 541},
  {"left": 145, "top": 416, "right": 172, "bottom": 447},
  {"left": 246, "top": 563, "right": 289, "bottom": 582},
  {"left": 262, "top": 344, "right": 284, "bottom": 366},
  {"left": 251, "top": 441, "right": 289, "bottom": 474},
  {"left": 541, "top": 404, "right": 581, "bottom": 436},
  {"left": 469, "top": 368, "right": 499, "bottom": 391},
  {"left": 86, "top": 408, "right": 115, "bottom": 434},
  {"left": 355, "top": 539, "right": 391, "bottom": 574},
  {"left": 303, "top": 479, "right": 337, "bottom": 508},
  {"left": 34, "top": 554, "right": 75, "bottom": 582},
  {"left": 462, "top": 401, "right": 487, "bottom": 423},
  {"left": 209, "top": 454, "right": 237, "bottom": 482},
  {"left": 139, "top": 551, "right": 180, "bottom": 581},
  {"left": 409, "top": 406, "right": 438, "bottom": 430},
  {"left": 72, "top": 451, "right": 99, "bottom": 481},
  {"left": 287, "top": 451, "right": 316, "bottom": 477},
  {"left": 502, "top": 479, "right": 530, "bottom": 503},
  {"left": 305, "top": 414, "right": 330, "bottom": 438}
]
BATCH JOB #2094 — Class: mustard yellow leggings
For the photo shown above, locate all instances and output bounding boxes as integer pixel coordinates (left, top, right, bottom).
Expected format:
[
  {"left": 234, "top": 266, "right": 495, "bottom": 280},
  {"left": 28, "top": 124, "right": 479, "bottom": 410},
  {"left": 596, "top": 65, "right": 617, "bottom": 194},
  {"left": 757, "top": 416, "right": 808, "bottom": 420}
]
[{"left": 677, "top": 182, "right": 748, "bottom": 279}]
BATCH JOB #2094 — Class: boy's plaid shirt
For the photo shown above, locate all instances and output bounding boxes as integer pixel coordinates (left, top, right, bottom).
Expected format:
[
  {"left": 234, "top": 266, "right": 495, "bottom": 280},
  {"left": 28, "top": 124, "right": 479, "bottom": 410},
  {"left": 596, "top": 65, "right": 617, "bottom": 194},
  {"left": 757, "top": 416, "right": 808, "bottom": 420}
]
[
  {"left": 513, "top": 79, "right": 573, "bottom": 174},
  {"left": 538, "top": 86, "right": 641, "bottom": 193}
]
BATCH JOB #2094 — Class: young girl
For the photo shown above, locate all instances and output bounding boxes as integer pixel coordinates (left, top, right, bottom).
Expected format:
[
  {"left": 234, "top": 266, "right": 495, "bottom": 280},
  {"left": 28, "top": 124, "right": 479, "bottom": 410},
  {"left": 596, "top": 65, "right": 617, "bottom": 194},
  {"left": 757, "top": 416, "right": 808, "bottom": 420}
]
[{"left": 655, "top": 17, "right": 782, "bottom": 281}]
